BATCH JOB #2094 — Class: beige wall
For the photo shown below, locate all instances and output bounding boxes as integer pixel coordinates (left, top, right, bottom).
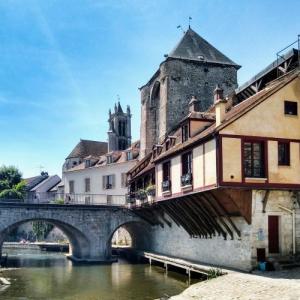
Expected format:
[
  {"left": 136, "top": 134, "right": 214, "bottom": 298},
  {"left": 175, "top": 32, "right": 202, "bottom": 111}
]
[
  {"left": 156, "top": 164, "right": 163, "bottom": 197},
  {"left": 204, "top": 139, "right": 217, "bottom": 186},
  {"left": 193, "top": 145, "right": 204, "bottom": 188},
  {"left": 220, "top": 77, "right": 300, "bottom": 185},
  {"left": 220, "top": 78, "right": 300, "bottom": 138},
  {"left": 222, "top": 137, "right": 242, "bottom": 182},
  {"left": 268, "top": 141, "right": 300, "bottom": 184},
  {"left": 171, "top": 156, "right": 182, "bottom": 195}
]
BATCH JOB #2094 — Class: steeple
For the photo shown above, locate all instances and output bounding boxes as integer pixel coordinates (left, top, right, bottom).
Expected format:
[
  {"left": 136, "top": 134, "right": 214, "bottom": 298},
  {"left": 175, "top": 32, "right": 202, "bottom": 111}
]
[{"left": 107, "top": 101, "right": 132, "bottom": 152}]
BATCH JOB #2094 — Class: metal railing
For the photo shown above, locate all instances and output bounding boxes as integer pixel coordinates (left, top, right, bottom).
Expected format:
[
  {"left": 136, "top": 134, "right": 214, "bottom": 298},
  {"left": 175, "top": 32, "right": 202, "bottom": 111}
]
[{"left": 0, "top": 192, "right": 126, "bottom": 207}]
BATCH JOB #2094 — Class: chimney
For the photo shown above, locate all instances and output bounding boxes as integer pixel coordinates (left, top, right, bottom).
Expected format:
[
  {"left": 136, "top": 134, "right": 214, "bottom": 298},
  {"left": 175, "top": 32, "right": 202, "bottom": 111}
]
[
  {"left": 214, "top": 85, "right": 227, "bottom": 126},
  {"left": 188, "top": 95, "right": 201, "bottom": 112}
]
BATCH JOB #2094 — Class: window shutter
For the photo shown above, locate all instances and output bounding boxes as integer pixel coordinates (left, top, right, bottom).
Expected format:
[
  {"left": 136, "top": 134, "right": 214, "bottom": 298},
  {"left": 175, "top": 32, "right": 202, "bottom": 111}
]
[
  {"left": 102, "top": 176, "right": 106, "bottom": 189},
  {"left": 112, "top": 175, "right": 116, "bottom": 189}
]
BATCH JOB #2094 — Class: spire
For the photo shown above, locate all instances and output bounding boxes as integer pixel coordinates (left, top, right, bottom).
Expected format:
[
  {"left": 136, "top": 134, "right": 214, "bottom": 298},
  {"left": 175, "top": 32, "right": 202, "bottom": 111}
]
[
  {"left": 117, "top": 101, "right": 123, "bottom": 113},
  {"left": 168, "top": 28, "right": 239, "bottom": 67},
  {"left": 127, "top": 105, "right": 131, "bottom": 115},
  {"left": 114, "top": 103, "right": 117, "bottom": 113}
]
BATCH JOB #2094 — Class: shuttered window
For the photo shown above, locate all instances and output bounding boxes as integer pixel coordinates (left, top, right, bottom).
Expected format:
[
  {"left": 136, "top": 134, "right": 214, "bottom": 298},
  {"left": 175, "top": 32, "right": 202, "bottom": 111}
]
[
  {"left": 121, "top": 173, "right": 127, "bottom": 188},
  {"left": 85, "top": 178, "right": 90, "bottom": 193},
  {"left": 69, "top": 180, "right": 74, "bottom": 193},
  {"left": 103, "top": 175, "right": 115, "bottom": 189}
]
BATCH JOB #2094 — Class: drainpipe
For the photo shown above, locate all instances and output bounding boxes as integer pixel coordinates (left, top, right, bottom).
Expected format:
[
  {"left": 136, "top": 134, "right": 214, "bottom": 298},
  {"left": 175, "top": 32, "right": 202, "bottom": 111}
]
[{"left": 278, "top": 204, "right": 296, "bottom": 255}]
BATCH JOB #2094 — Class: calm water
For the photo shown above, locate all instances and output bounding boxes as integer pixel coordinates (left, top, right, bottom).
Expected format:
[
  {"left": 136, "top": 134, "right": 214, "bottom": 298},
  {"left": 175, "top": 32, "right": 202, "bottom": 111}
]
[{"left": 0, "top": 248, "right": 189, "bottom": 300}]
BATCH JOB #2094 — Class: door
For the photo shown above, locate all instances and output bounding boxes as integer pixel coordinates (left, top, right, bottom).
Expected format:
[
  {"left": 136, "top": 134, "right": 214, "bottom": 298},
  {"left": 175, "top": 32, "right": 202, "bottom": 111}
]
[{"left": 268, "top": 216, "right": 279, "bottom": 253}]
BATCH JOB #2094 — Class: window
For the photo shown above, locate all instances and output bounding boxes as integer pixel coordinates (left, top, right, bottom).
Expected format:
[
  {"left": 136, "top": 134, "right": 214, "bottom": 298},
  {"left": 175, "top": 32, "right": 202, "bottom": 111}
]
[
  {"left": 103, "top": 175, "right": 115, "bottom": 189},
  {"left": 85, "top": 178, "right": 90, "bottom": 193},
  {"left": 278, "top": 142, "right": 290, "bottom": 166},
  {"left": 126, "top": 151, "right": 133, "bottom": 161},
  {"left": 284, "top": 101, "right": 298, "bottom": 115},
  {"left": 181, "top": 152, "right": 193, "bottom": 186},
  {"left": 162, "top": 161, "right": 171, "bottom": 191},
  {"left": 85, "top": 160, "right": 91, "bottom": 168},
  {"left": 121, "top": 173, "right": 127, "bottom": 188},
  {"left": 107, "top": 155, "right": 113, "bottom": 164},
  {"left": 182, "top": 152, "right": 192, "bottom": 175},
  {"left": 243, "top": 141, "right": 265, "bottom": 178},
  {"left": 69, "top": 180, "right": 74, "bottom": 194},
  {"left": 118, "top": 121, "right": 126, "bottom": 136},
  {"left": 182, "top": 123, "right": 189, "bottom": 142}
]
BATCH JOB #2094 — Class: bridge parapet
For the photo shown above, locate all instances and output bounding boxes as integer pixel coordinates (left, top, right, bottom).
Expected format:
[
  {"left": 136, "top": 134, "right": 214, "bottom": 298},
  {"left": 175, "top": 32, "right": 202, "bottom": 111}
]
[{"left": 5, "top": 192, "right": 127, "bottom": 207}]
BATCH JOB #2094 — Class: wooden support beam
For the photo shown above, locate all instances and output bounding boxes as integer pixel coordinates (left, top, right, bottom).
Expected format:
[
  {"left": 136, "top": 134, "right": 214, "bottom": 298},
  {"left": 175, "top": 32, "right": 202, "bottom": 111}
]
[
  {"left": 262, "top": 190, "right": 270, "bottom": 213},
  {"left": 196, "top": 195, "right": 227, "bottom": 240},
  {"left": 184, "top": 197, "right": 216, "bottom": 237},
  {"left": 142, "top": 208, "right": 164, "bottom": 228},
  {"left": 133, "top": 209, "right": 157, "bottom": 226},
  {"left": 201, "top": 194, "right": 232, "bottom": 239},
  {"left": 188, "top": 195, "right": 223, "bottom": 237},
  {"left": 163, "top": 202, "right": 195, "bottom": 237},
  {"left": 168, "top": 201, "right": 200, "bottom": 237},
  {"left": 155, "top": 207, "right": 172, "bottom": 227},
  {"left": 176, "top": 200, "right": 209, "bottom": 238},
  {"left": 207, "top": 192, "right": 241, "bottom": 238},
  {"left": 159, "top": 203, "right": 181, "bottom": 227}
]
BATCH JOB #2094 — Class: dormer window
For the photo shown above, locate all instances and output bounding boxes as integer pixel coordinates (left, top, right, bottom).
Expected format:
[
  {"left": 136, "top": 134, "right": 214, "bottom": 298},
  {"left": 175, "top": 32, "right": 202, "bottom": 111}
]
[
  {"left": 182, "top": 123, "right": 189, "bottom": 142},
  {"left": 126, "top": 151, "right": 133, "bottom": 161},
  {"left": 85, "top": 160, "right": 91, "bottom": 168},
  {"left": 107, "top": 155, "right": 113, "bottom": 164}
]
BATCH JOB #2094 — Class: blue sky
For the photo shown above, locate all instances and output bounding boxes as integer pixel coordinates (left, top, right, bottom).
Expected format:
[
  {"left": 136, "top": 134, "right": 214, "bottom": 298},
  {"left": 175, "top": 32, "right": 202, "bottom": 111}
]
[{"left": 0, "top": 0, "right": 299, "bottom": 178}]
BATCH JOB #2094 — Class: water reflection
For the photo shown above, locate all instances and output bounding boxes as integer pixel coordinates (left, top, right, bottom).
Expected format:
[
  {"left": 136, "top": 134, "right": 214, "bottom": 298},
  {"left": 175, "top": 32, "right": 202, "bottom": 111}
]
[{"left": 1, "top": 248, "right": 188, "bottom": 300}]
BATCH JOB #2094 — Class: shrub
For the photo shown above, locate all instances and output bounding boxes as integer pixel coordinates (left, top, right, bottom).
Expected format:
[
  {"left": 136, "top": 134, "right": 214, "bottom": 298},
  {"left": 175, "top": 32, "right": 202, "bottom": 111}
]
[{"left": 207, "top": 268, "right": 223, "bottom": 280}]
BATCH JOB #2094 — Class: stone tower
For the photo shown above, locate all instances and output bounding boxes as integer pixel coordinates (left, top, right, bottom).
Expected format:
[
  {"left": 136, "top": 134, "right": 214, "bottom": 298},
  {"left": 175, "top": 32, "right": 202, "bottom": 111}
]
[
  {"left": 108, "top": 102, "right": 132, "bottom": 152},
  {"left": 140, "top": 28, "right": 240, "bottom": 157}
]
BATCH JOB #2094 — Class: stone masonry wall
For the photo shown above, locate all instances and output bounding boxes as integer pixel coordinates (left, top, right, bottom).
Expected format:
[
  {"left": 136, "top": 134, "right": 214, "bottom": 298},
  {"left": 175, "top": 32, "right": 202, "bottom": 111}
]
[
  {"left": 149, "top": 214, "right": 252, "bottom": 271},
  {"left": 251, "top": 190, "right": 298, "bottom": 264},
  {"left": 139, "top": 59, "right": 237, "bottom": 157}
]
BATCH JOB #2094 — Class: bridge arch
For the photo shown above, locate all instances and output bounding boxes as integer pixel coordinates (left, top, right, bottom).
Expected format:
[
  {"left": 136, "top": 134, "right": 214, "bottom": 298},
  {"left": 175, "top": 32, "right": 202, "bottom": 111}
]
[
  {"left": 0, "top": 218, "right": 90, "bottom": 259},
  {"left": 106, "top": 220, "right": 152, "bottom": 257}
]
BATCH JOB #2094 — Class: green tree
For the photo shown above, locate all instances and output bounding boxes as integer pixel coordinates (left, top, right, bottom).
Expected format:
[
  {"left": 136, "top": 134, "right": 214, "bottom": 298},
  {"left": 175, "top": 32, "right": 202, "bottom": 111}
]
[{"left": 0, "top": 165, "right": 25, "bottom": 200}]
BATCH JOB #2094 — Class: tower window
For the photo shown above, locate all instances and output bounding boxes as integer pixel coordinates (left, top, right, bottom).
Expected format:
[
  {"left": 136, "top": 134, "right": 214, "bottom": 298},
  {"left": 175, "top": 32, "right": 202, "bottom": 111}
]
[
  {"left": 284, "top": 101, "right": 297, "bottom": 115},
  {"left": 118, "top": 121, "right": 126, "bottom": 136}
]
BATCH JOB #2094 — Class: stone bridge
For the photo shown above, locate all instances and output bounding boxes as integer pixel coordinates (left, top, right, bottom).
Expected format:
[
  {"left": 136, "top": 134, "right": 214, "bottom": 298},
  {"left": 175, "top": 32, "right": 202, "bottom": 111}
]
[{"left": 0, "top": 203, "right": 150, "bottom": 262}]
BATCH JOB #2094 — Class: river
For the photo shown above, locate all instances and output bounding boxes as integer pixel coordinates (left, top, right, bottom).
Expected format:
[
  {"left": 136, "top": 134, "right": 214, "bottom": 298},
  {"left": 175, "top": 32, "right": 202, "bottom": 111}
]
[{"left": 0, "top": 248, "right": 191, "bottom": 300}]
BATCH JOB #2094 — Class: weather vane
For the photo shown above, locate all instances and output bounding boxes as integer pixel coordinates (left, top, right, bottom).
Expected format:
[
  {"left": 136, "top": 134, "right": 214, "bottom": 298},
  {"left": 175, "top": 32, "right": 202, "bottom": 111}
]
[{"left": 177, "top": 25, "right": 185, "bottom": 34}]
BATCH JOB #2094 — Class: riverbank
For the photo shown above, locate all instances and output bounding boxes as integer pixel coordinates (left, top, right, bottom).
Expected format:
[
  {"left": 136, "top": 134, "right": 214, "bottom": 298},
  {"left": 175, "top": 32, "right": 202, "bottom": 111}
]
[{"left": 170, "top": 267, "right": 300, "bottom": 300}]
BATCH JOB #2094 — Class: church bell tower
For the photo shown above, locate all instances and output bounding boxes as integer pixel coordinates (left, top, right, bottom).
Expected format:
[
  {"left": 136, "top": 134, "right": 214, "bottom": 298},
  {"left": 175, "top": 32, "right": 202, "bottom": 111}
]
[{"left": 107, "top": 102, "right": 132, "bottom": 152}]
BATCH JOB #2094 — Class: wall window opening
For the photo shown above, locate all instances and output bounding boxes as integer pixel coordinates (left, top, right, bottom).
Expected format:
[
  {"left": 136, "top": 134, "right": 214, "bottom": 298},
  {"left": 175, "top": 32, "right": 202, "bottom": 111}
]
[
  {"left": 278, "top": 141, "right": 290, "bottom": 166},
  {"left": 243, "top": 141, "right": 265, "bottom": 178},
  {"left": 284, "top": 101, "right": 298, "bottom": 116}
]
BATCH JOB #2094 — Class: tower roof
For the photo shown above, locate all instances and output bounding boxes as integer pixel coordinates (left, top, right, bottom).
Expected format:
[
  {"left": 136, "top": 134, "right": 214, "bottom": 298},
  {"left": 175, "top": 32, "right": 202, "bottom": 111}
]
[{"left": 168, "top": 28, "right": 240, "bottom": 68}]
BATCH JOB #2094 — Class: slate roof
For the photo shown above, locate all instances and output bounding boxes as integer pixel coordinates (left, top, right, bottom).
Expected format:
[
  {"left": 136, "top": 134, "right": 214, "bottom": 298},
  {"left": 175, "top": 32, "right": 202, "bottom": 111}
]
[
  {"left": 66, "top": 139, "right": 108, "bottom": 159},
  {"left": 168, "top": 28, "right": 240, "bottom": 67},
  {"left": 25, "top": 174, "right": 48, "bottom": 191}
]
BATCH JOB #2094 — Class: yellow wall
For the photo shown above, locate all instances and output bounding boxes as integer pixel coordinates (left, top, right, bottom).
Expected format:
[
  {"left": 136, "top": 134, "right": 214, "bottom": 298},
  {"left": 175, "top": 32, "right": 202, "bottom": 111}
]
[
  {"left": 268, "top": 141, "right": 300, "bottom": 183},
  {"left": 222, "top": 137, "right": 242, "bottom": 182},
  {"left": 220, "top": 78, "right": 300, "bottom": 138},
  {"left": 204, "top": 139, "right": 217, "bottom": 186},
  {"left": 156, "top": 164, "right": 163, "bottom": 197},
  {"left": 193, "top": 145, "right": 204, "bottom": 188},
  {"left": 171, "top": 156, "right": 182, "bottom": 194},
  {"left": 220, "top": 77, "right": 300, "bottom": 185}
]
